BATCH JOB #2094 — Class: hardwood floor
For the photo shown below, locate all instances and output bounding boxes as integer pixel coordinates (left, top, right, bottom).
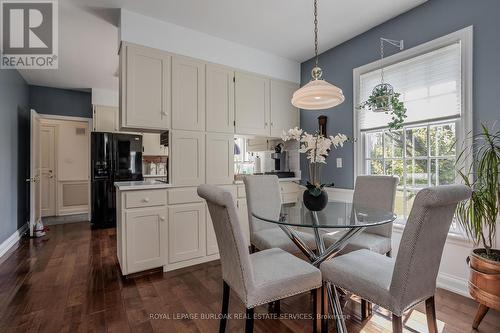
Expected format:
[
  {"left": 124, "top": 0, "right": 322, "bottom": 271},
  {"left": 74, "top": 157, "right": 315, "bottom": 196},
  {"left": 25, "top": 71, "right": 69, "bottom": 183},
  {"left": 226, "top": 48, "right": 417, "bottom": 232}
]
[{"left": 0, "top": 222, "right": 498, "bottom": 333}]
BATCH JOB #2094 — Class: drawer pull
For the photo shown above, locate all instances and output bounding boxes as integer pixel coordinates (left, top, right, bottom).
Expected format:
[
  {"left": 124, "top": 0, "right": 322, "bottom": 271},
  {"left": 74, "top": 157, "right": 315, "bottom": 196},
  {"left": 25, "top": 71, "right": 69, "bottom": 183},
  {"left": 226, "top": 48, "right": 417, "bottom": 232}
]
[{"left": 142, "top": 197, "right": 150, "bottom": 203}]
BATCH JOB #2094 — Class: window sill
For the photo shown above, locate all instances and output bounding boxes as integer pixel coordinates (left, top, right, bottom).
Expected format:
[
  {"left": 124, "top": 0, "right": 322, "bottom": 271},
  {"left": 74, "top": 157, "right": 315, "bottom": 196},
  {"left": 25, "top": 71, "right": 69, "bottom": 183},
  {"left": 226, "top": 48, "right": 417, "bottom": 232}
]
[{"left": 392, "top": 219, "right": 473, "bottom": 247}]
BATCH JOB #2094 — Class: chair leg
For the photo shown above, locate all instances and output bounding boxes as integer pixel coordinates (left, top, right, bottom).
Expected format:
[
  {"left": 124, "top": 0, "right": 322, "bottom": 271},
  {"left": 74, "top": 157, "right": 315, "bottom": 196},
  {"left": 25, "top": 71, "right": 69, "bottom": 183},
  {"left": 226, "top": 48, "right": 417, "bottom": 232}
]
[
  {"left": 361, "top": 299, "right": 372, "bottom": 320},
  {"left": 267, "top": 300, "right": 281, "bottom": 315},
  {"left": 245, "top": 308, "right": 254, "bottom": 333},
  {"left": 312, "top": 288, "right": 321, "bottom": 333},
  {"left": 321, "top": 284, "right": 329, "bottom": 333},
  {"left": 472, "top": 303, "right": 489, "bottom": 329},
  {"left": 425, "top": 296, "right": 438, "bottom": 333},
  {"left": 392, "top": 314, "right": 403, "bottom": 333},
  {"left": 219, "top": 281, "right": 230, "bottom": 333}
]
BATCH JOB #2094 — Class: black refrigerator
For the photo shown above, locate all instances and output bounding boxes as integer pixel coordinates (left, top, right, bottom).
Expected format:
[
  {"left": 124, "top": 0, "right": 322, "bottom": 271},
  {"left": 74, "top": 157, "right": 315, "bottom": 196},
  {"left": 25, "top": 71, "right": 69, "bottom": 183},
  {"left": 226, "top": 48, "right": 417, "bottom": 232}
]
[{"left": 91, "top": 132, "right": 143, "bottom": 228}]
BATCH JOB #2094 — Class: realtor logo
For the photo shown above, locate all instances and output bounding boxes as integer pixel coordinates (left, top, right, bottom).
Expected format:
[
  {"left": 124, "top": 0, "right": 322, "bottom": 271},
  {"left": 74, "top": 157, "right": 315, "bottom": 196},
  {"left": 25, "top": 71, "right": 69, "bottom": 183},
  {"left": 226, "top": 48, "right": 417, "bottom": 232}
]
[{"left": 1, "top": 0, "right": 58, "bottom": 69}]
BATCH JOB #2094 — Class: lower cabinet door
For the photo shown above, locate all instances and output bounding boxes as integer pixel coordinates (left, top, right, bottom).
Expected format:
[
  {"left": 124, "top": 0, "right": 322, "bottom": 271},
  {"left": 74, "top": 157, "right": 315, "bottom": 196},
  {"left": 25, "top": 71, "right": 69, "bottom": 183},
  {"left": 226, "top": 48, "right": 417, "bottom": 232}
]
[
  {"left": 206, "top": 205, "right": 219, "bottom": 256},
  {"left": 168, "top": 203, "right": 206, "bottom": 263},
  {"left": 237, "top": 199, "right": 250, "bottom": 247},
  {"left": 125, "top": 207, "right": 167, "bottom": 274}
]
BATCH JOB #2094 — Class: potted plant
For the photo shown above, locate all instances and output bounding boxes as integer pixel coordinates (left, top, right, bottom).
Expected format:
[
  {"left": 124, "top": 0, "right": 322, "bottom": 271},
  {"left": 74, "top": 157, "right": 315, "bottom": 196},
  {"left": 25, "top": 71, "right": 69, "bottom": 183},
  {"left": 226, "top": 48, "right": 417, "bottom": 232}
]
[
  {"left": 282, "top": 127, "right": 348, "bottom": 211},
  {"left": 359, "top": 84, "right": 407, "bottom": 130},
  {"left": 455, "top": 124, "right": 500, "bottom": 329}
]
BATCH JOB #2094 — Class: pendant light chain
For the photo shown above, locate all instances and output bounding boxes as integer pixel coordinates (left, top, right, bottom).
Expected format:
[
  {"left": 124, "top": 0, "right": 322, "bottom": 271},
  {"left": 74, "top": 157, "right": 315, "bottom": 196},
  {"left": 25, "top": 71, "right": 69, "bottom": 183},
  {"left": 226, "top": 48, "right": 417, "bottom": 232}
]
[
  {"left": 314, "top": 0, "right": 319, "bottom": 67},
  {"left": 380, "top": 38, "right": 385, "bottom": 83}
]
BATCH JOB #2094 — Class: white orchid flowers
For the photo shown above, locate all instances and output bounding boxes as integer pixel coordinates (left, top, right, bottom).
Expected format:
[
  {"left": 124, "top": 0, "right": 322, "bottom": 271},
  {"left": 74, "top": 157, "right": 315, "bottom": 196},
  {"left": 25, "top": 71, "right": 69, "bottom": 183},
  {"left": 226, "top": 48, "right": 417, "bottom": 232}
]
[{"left": 282, "top": 127, "right": 348, "bottom": 164}]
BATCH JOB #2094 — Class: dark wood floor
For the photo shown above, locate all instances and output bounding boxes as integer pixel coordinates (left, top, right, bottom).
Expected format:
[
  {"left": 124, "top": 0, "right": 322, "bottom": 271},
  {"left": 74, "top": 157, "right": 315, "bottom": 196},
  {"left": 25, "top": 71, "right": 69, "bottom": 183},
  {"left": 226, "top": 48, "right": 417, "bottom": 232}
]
[{"left": 0, "top": 222, "right": 498, "bottom": 333}]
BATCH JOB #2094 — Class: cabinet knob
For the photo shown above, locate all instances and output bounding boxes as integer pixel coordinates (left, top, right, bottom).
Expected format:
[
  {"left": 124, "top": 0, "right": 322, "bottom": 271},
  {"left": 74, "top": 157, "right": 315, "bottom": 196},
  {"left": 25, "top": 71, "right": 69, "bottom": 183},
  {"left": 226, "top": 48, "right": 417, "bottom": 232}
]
[
  {"left": 161, "top": 110, "right": 168, "bottom": 116},
  {"left": 142, "top": 197, "right": 150, "bottom": 203},
  {"left": 159, "top": 216, "right": 165, "bottom": 221},
  {"left": 264, "top": 122, "right": 268, "bottom": 127}
]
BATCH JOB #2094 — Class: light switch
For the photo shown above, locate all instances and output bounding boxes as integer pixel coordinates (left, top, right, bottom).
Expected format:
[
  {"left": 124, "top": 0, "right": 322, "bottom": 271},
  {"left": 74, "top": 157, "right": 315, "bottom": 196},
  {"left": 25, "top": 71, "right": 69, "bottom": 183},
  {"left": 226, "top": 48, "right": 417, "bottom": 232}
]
[{"left": 336, "top": 158, "right": 343, "bottom": 168}]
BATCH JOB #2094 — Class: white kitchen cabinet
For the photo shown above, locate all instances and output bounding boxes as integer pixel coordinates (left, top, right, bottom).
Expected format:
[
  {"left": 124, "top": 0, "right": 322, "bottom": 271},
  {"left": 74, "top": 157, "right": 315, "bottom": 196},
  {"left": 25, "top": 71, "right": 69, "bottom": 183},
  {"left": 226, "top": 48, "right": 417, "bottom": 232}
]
[
  {"left": 270, "top": 80, "right": 299, "bottom": 137},
  {"left": 206, "top": 64, "right": 235, "bottom": 133},
  {"left": 142, "top": 133, "right": 167, "bottom": 156},
  {"left": 168, "top": 203, "right": 206, "bottom": 263},
  {"left": 234, "top": 71, "right": 270, "bottom": 136},
  {"left": 125, "top": 207, "right": 167, "bottom": 274},
  {"left": 170, "top": 130, "right": 205, "bottom": 186},
  {"left": 93, "top": 105, "right": 119, "bottom": 132},
  {"left": 206, "top": 133, "right": 234, "bottom": 185},
  {"left": 120, "top": 43, "right": 171, "bottom": 131},
  {"left": 172, "top": 56, "right": 205, "bottom": 131}
]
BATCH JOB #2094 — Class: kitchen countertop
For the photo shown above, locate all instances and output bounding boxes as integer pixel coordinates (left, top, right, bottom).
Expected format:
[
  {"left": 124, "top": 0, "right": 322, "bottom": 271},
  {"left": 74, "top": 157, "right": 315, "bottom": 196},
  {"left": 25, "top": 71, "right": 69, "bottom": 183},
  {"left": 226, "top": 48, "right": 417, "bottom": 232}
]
[
  {"left": 143, "top": 174, "right": 167, "bottom": 178},
  {"left": 233, "top": 177, "right": 301, "bottom": 184},
  {"left": 114, "top": 180, "right": 173, "bottom": 191}
]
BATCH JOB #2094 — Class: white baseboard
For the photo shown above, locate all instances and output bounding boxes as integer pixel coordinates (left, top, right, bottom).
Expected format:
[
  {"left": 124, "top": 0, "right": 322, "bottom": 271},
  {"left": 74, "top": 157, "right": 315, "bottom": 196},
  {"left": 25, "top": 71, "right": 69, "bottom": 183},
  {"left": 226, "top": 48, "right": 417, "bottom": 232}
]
[
  {"left": 437, "top": 272, "right": 470, "bottom": 298},
  {"left": 0, "top": 223, "right": 28, "bottom": 258}
]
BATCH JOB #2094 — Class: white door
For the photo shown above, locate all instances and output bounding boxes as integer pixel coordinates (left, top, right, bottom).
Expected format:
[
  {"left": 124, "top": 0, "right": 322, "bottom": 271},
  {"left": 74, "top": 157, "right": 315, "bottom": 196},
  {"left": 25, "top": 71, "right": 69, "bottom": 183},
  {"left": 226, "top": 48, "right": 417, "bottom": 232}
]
[
  {"left": 206, "top": 64, "right": 234, "bottom": 133},
  {"left": 168, "top": 203, "right": 206, "bottom": 263},
  {"left": 40, "top": 125, "right": 56, "bottom": 217},
  {"left": 123, "top": 44, "right": 171, "bottom": 130},
  {"left": 170, "top": 130, "right": 205, "bottom": 186},
  {"left": 125, "top": 207, "right": 166, "bottom": 273},
  {"left": 93, "top": 105, "right": 119, "bottom": 132},
  {"left": 206, "top": 133, "right": 234, "bottom": 185},
  {"left": 29, "top": 110, "right": 41, "bottom": 237},
  {"left": 172, "top": 56, "right": 206, "bottom": 131},
  {"left": 270, "top": 80, "right": 299, "bottom": 137},
  {"left": 234, "top": 72, "right": 270, "bottom": 136}
]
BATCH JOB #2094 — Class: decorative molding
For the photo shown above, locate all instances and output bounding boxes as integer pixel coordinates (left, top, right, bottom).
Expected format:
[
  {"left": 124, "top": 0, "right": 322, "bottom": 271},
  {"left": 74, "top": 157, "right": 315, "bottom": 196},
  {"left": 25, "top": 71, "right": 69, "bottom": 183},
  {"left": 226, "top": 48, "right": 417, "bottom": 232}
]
[
  {"left": 0, "top": 223, "right": 27, "bottom": 259},
  {"left": 437, "top": 272, "right": 470, "bottom": 298}
]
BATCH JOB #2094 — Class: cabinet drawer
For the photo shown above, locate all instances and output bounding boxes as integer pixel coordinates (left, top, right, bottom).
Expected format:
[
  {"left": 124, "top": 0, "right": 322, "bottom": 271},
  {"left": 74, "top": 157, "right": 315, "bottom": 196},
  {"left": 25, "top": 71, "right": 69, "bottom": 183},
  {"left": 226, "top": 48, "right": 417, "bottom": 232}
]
[
  {"left": 125, "top": 190, "right": 167, "bottom": 209},
  {"left": 237, "top": 185, "right": 246, "bottom": 198},
  {"left": 280, "top": 182, "right": 299, "bottom": 194},
  {"left": 168, "top": 187, "right": 203, "bottom": 205}
]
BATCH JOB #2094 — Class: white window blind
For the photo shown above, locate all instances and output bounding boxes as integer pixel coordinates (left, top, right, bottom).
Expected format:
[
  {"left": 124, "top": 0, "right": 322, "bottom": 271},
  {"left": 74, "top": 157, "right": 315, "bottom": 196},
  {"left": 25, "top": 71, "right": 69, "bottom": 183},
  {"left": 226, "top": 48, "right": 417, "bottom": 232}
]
[{"left": 359, "top": 43, "right": 461, "bottom": 130}]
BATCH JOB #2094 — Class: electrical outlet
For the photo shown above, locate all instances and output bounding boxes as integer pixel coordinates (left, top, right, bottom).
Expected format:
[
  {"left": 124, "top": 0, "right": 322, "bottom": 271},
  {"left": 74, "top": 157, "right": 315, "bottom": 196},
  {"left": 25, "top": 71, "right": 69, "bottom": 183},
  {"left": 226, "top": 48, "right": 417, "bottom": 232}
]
[{"left": 336, "top": 158, "right": 343, "bottom": 168}]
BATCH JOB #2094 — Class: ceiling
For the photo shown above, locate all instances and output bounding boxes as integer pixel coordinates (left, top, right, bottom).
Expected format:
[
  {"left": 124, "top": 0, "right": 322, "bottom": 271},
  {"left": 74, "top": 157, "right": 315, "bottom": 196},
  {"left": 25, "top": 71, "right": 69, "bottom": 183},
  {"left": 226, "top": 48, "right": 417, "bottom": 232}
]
[{"left": 19, "top": 0, "right": 426, "bottom": 91}]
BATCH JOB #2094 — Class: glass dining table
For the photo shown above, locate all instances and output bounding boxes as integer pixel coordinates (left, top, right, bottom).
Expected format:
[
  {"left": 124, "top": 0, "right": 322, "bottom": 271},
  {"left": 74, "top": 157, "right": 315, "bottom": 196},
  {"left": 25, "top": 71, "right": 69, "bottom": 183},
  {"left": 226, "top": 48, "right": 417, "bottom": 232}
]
[{"left": 252, "top": 200, "right": 396, "bottom": 333}]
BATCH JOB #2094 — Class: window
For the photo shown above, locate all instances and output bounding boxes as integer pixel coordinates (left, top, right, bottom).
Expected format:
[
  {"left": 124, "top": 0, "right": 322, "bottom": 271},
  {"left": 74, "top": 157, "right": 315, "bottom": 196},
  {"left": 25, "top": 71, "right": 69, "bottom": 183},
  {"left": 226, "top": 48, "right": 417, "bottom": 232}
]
[{"left": 354, "top": 27, "right": 472, "bottom": 233}]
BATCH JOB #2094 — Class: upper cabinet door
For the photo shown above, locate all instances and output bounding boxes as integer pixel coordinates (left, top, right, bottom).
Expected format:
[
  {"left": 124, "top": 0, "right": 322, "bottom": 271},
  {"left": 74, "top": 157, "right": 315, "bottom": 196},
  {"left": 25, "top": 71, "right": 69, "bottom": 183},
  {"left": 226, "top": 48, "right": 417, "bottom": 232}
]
[
  {"left": 122, "top": 44, "right": 171, "bottom": 131},
  {"left": 171, "top": 130, "right": 205, "bottom": 186},
  {"left": 234, "top": 72, "right": 270, "bottom": 136},
  {"left": 206, "top": 64, "right": 235, "bottom": 134},
  {"left": 206, "top": 133, "right": 234, "bottom": 185},
  {"left": 172, "top": 56, "right": 206, "bottom": 131},
  {"left": 93, "top": 105, "right": 119, "bottom": 132},
  {"left": 270, "top": 80, "right": 299, "bottom": 138}
]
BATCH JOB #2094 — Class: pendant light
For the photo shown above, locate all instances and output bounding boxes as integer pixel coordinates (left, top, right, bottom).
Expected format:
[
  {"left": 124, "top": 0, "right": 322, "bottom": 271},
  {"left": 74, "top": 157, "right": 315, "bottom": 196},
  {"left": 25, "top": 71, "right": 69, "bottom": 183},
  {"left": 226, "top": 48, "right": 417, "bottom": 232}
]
[{"left": 291, "top": 0, "right": 344, "bottom": 110}]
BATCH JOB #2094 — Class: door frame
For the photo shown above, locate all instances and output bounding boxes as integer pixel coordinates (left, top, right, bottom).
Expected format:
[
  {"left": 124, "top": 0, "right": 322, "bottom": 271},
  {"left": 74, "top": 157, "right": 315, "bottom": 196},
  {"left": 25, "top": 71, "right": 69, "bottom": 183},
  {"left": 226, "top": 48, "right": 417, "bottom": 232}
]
[
  {"left": 29, "top": 109, "right": 41, "bottom": 237},
  {"left": 38, "top": 114, "right": 93, "bottom": 221}
]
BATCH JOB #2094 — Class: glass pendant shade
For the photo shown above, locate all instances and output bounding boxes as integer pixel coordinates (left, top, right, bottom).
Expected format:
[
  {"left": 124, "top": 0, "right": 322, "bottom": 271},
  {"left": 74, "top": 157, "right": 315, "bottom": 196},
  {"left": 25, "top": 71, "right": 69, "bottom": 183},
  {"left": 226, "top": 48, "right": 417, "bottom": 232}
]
[{"left": 292, "top": 79, "right": 345, "bottom": 110}]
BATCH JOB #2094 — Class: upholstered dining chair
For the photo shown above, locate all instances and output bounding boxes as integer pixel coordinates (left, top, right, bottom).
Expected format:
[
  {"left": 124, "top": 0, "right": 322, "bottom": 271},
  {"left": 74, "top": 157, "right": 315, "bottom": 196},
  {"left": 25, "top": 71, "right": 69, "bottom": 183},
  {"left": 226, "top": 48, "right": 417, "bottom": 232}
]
[
  {"left": 320, "top": 184, "right": 471, "bottom": 332},
  {"left": 323, "top": 175, "right": 398, "bottom": 318},
  {"left": 197, "top": 185, "right": 323, "bottom": 333},
  {"left": 244, "top": 175, "right": 317, "bottom": 253}
]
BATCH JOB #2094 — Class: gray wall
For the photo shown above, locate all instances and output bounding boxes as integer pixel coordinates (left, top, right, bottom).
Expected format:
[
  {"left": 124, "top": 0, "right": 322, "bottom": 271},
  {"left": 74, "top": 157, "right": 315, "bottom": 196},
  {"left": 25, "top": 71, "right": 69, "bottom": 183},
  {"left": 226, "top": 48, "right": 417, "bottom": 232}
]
[
  {"left": 0, "top": 70, "right": 30, "bottom": 244},
  {"left": 29, "top": 85, "right": 92, "bottom": 118},
  {"left": 300, "top": 0, "right": 500, "bottom": 189}
]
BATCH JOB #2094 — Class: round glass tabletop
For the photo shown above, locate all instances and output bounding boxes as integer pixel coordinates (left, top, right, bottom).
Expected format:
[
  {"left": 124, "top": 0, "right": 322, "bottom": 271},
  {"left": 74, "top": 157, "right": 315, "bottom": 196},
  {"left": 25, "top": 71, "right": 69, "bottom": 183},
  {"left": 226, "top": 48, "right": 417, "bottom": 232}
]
[{"left": 252, "top": 200, "right": 396, "bottom": 229}]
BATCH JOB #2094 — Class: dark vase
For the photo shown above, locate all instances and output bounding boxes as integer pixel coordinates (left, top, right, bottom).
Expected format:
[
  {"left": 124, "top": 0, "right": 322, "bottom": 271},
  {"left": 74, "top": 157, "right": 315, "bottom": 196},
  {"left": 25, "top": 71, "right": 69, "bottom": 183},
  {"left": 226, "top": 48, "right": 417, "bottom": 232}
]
[{"left": 303, "top": 189, "right": 328, "bottom": 211}]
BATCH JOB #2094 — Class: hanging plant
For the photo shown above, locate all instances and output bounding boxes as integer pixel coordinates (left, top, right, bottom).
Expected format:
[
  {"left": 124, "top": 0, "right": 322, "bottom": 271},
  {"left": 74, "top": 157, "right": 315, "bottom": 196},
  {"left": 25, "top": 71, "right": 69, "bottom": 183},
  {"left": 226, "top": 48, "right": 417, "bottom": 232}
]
[{"left": 359, "top": 85, "right": 407, "bottom": 130}]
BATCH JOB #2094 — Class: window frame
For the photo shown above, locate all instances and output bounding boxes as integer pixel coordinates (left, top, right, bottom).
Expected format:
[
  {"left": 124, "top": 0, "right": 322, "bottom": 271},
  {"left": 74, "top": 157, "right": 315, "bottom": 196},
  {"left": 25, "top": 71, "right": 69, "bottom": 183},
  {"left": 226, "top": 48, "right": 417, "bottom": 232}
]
[{"left": 353, "top": 26, "right": 473, "bottom": 228}]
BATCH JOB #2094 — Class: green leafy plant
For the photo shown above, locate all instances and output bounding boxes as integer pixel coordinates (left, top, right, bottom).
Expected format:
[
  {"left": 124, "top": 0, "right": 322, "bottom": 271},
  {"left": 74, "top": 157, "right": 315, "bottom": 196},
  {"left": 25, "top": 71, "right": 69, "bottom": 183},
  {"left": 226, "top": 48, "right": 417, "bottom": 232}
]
[
  {"left": 359, "top": 85, "right": 407, "bottom": 131},
  {"left": 455, "top": 124, "right": 500, "bottom": 261}
]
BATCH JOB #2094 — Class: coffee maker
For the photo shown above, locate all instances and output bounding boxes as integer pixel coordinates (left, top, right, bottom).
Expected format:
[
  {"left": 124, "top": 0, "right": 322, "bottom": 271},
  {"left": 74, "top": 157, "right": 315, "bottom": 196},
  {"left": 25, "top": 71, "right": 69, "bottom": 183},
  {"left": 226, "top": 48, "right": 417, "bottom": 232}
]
[{"left": 271, "top": 143, "right": 287, "bottom": 172}]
